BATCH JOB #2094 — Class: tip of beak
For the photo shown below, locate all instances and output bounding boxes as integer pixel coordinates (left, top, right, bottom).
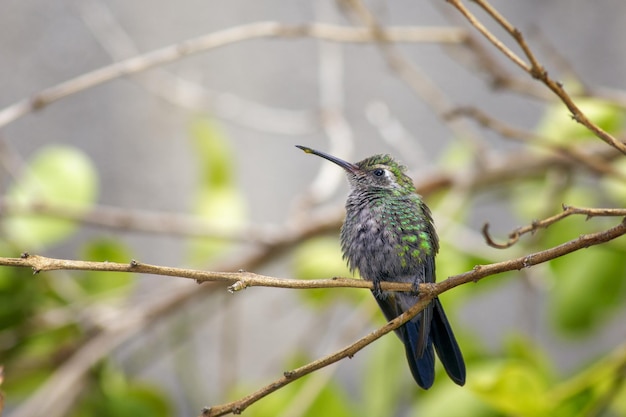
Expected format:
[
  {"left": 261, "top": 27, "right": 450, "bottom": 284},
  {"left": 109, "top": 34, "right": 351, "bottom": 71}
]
[
  {"left": 295, "top": 145, "right": 313, "bottom": 154},
  {"left": 296, "top": 144, "right": 360, "bottom": 174}
]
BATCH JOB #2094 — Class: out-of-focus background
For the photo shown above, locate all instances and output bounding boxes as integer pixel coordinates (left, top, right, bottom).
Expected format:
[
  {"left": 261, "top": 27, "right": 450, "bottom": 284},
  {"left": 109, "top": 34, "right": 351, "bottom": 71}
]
[{"left": 1, "top": 1, "right": 626, "bottom": 416}]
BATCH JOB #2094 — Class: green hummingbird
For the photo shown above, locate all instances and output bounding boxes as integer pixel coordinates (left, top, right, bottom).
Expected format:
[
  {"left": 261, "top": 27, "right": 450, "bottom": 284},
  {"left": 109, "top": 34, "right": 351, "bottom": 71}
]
[{"left": 297, "top": 145, "right": 465, "bottom": 389}]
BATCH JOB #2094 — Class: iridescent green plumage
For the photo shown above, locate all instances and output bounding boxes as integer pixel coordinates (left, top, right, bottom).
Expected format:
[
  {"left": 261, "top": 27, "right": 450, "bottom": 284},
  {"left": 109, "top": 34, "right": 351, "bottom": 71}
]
[{"left": 297, "top": 145, "right": 465, "bottom": 389}]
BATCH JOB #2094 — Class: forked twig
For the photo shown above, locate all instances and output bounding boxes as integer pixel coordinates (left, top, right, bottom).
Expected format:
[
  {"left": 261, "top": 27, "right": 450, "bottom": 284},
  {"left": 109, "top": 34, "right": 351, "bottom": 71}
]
[
  {"left": 483, "top": 205, "right": 626, "bottom": 249},
  {"left": 445, "top": 0, "right": 626, "bottom": 155}
]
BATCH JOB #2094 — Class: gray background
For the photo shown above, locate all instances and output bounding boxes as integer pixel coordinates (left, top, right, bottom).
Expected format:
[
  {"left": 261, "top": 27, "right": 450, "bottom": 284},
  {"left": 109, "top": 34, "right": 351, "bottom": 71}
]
[{"left": 2, "top": 0, "right": 626, "bottom": 415}]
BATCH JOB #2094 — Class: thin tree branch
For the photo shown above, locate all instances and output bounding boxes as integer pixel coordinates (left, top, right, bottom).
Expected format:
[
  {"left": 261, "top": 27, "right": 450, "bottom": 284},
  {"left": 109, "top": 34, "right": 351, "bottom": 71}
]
[
  {"left": 0, "top": 198, "right": 288, "bottom": 243},
  {"left": 76, "top": 0, "right": 319, "bottom": 136},
  {"left": 482, "top": 205, "right": 626, "bottom": 249},
  {"left": 445, "top": 0, "right": 626, "bottom": 155},
  {"left": 6, "top": 204, "right": 625, "bottom": 285},
  {"left": 200, "top": 217, "right": 626, "bottom": 416},
  {"left": 0, "top": 141, "right": 620, "bottom": 242},
  {"left": 0, "top": 253, "right": 413, "bottom": 293},
  {"left": 0, "top": 22, "right": 466, "bottom": 129},
  {"left": 342, "top": 0, "right": 490, "bottom": 159},
  {"left": 201, "top": 293, "right": 432, "bottom": 416},
  {"left": 446, "top": 106, "right": 626, "bottom": 179}
]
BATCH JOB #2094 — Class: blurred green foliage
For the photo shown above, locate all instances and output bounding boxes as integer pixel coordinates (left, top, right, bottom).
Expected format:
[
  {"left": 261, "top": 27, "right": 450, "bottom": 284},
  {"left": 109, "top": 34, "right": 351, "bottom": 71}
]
[
  {"left": 187, "top": 118, "right": 247, "bottom": 265},
  {"left": 4, "top": 146, "right": 98, "bottom": 248},
  {"left": 1, "top": 102, "right": 626, "bottom": 417},
  {"left": 0, "top": 146, "right": 168, "bottom": 416}
]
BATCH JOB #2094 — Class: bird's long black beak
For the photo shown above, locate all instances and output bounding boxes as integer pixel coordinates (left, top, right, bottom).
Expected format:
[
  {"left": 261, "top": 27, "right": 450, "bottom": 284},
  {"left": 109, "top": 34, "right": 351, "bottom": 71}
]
[{"left": 296, "top": 145, "right": 360, "bottom": 174}]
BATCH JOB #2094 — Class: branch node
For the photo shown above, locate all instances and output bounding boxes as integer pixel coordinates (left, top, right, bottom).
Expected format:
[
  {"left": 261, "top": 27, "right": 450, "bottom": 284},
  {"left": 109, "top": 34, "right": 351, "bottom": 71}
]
[
  {"left": 228, "top": 281, "right": 247, "bottom": 293},
  {"left": 482, "top": 223, "right": 517, "bottom": 248},
  {"left": 530, "top": 219, "right": 540, "bottom": 234},
  {"left": 471, "top": 265, "right": 483, "bottom": 282},
  {"left": 201, "top": 407, "right": 211, "bottom": 416},
  {"left": 129, "top": 259, "right": 139, "bottom": 267},
  {"left": 530, "top": 66, "right": 547, "bottom": 80},
  {"left": 283, "top": 370, "right": 295, "bottom": 378},
  {"left": 21, "top": 252, "right": 30, "bottom": 259}
]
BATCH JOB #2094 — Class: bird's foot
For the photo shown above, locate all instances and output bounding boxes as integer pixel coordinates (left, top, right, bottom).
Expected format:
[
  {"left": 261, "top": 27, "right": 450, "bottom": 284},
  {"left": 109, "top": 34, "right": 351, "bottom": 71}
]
[
  {"left": 372, "top": 280, "right": 384, "bottom": 299},
  {"left": 410, "top": 282, "right": 420, "bottom": 296}
]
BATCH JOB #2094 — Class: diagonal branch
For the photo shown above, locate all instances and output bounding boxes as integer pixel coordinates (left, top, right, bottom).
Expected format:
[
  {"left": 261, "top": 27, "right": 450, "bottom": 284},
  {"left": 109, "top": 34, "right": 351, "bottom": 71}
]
[
  {"left": 3, "top": 211, "right": 625, "bottom": 417},
  {"left": 201, "top": 293, "right": 431, "bottom": 416},
  {"left": 200, "top": 217, "right": 626, "bottom": 416},
  {"left": 445, "top": 0, "right": 626, "bottom": 155}
]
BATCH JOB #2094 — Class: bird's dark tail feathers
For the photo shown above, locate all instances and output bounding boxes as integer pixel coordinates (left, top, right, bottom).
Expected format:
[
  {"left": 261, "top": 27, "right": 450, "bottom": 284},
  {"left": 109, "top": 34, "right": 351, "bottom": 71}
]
[
  {"left": 403, "top": 318, "right": 435, "bottom": 389},
  {"left": 402, "top": 298, "right": 465, "bottom": 389},
  {"left": 430, "top": 298, "right": 466, "bottom": 385},
  {"left": 374, "top": 292, "right": 465, "bottom": 389}
]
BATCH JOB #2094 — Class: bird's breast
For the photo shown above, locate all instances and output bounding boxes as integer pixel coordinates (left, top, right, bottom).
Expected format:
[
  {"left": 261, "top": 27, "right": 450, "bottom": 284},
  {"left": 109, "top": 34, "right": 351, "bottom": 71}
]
[{"left": 340, "top": 201, "right": 434, "bottom": 282}]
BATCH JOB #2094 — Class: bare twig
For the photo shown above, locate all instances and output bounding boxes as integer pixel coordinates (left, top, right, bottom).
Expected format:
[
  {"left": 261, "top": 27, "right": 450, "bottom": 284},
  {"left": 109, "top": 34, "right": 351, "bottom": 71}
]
[
  {"left": 446, "top": 106, "right": 626, "bottom": 179},
  {"left": 0, "top": 199, "right": 287, "bottom": 243},
  {"left": 77, "top": 0, "right": 318, "bottom": 136},
  {"left": 0, "top": 22, "right": 465, "bottom": 129},
  {"left": 482, "top": 205, "right": 626, "bottom": 249},
  {"left": 445, "top": 0, "right": 626, "bottom": 155},
  {"left": 0, "top": 253, "right": 413, "bottom": 292},
  {"left": 342, "top": 0, "right": 490, "bottom": 158}
]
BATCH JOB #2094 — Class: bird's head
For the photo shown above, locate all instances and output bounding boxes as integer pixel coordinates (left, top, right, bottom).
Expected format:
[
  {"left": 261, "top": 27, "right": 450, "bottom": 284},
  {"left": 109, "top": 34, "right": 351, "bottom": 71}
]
[{"left": 296, "top": 145, "right": 415, "bottom": 195}]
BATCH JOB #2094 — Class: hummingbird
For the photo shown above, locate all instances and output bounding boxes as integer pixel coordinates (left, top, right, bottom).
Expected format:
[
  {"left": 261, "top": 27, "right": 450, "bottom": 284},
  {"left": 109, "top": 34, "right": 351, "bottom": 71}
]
[{"left": 296, "top": 145, "right": 465, "bottom": 389}]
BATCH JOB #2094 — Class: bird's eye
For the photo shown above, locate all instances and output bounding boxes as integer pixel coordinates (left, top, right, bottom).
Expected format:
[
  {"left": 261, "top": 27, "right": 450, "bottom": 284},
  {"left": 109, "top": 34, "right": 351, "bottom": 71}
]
[{"left": 373, "top": 168, "right": 385, "bottom": 177}]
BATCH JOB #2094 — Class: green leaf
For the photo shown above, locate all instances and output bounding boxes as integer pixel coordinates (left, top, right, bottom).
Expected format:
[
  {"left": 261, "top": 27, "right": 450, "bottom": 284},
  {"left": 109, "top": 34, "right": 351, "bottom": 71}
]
[
  {"left": 548, "top": 345, "right": 626, "bottom": 417},
  {"left": 3, "top": 145, "right": 98, "bottom": 248},
  {"left": 470, "top": 359, "right": 551, "bottom": 416},
  {"left": 78, "top": 239, "right": 135, "bottom": 296},
  {"left": 438, "top": 140, "right": 475, "bottom": 171},
  {"left": 187, "top": 118, "right": 247, "bottom": 264},
  {"left": 190, "top": 118, "right": 235, "bottom": 189},
  {"left": 536, "top": 98, "right": 624, "bottom": 144},
  {"left": 417, "top": 382, "right": 493, "bottom": 417},
  {"left": 241, "top": 372, "right": 357, "bottom": 417},
  {"left": 504, "top": 335, "right": 552, "bottom": 377},
  {"left": 511, "top": 180, "right": 598, "bottom": 224},
  {"left": 291, "top": 236, "right": 364, "bottom": 307},
  {"left": 360, "top": 332, "right": 405, "bottom": 416},
  {"left": 601, "top": 157, "right": 626, "bottom": 205},
  {"left": 550, "top": 244, "right": 626, "bottom": 333},
  {"left": 70, "top": 364, "right": 172, "bottom": 417}
]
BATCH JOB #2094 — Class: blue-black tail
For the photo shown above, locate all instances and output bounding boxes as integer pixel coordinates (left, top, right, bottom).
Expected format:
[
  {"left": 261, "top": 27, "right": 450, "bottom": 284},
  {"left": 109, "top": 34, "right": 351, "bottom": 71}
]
[
  {"left": 430, "top": 297, "right": 465, "bottom": 386},
  {"left": 376, "top": 294, "right": 465, "bottom": 389}
]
